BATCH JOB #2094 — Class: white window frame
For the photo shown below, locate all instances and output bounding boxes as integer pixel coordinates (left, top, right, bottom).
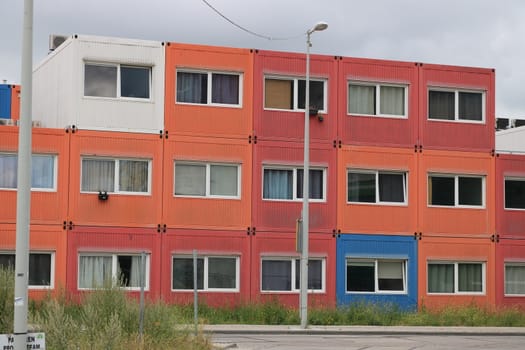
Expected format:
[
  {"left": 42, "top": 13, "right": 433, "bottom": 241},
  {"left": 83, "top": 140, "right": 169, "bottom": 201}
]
[
  {"left": 83, "top": 62, "right": 152, "bottom": 100},
  {"left": 262, "top": 165, "right": 327, "bottom": 202},
  {"left": 0, "top": 251, "right": 55, "bottom": 289},
  {"left": 171, "top": 255, "right": 240, "bottom": 292},
  {"left": 175, "top": 69, "right": 243, "bottom": 107},
  {"left": 347, "top": 81, "right": 408, "bottom": 118},
  {"left": 427, "top": 261, "right": 486, "bottom": 295},
  {"left": 427, "top": 173, "right": 485, "bottom": 208},
  {"left": 77, "top": 253, "right": 150, "bottom": 291},
  {"left": 0, "top": 152, "right": 57, "bottom": 192},
  {"left": 260, "top": 257, "right": 326, "bottom": 293},
  {"left": 427, "top": 87, "right": 486, "bottom": 123},
  {"left": 173, "top": 161, "right": 241, "bottom": 199},
  {"left": 504, "top": 262, "right": 525, "bottom": 296},
  {"left": 347, "top": 169, "right": 408, "bottom": 205},
  {"left": 345, "top": 258, "right": 407, "bottom": 295},
  {"left": 503, "top": 177, "right": 525, "bottom": 211},
  {"left": 80, "top": 156, "right": 152, "bottom": 195},
  {"left": 263, "top": 75, "right": 328, "bottom": 113}
]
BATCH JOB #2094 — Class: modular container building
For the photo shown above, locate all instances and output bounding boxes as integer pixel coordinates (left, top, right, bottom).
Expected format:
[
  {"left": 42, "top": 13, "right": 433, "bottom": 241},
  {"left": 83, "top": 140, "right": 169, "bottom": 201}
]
[
  {"left": 336, "top": 233, "right": 418, "bottom": 310},
  {"left": 66, "top": 226, "right": 161, "bottom": 300},
  {"left": 163, "top": 135, "right": 252, "bottom": 230},
  {"left": 68, "top": 130, "right": 163, "bottom": 228},
  {"left": 418, "top": 63, "right": 495, "bottom": 152},
  {"left": 495, "top": 239, "right": 525, "bottom": 308},
  {"left": 253, "top": 49, "right": 338, "bottom": 144},
  {"left": 164, "top": 42, "right": 254, "bottom": 139},
  {"left": 0, "top": 84, "right": 11, "bottom": 119},
  {"left": 417, "top": 235, "right": 496, "bottom": 309},
  {"left": 418, "top": 149, "right": 495, "bottom": 236},
  {"left": 160, "top": 229, "right": 250, "bottom": 306},
  {"left": 10, "top": 85, "right": 20, "bottom": 120},
  {"left": 338, "top": 57, "right": 419, "bottom": 148},
  {"left": 495, "top": 153, "right": 525, "bottom": 238},
  {"left": 32, "top": 35, "right": 165, "bottom": 133},
  {"left": 252, "top": 139, "right": 337, "bottom": 234},
  {"left": 0, "top": 224, "right": 67, "bottom": 300},
  {"left": 250, "top": 231, "right": 336, "bottom": 308},
  {"left": 0, "top": 127, "right": 70, "bottom": 225},
  {"left": 337, "top": 145, "right": 417, "bottom": 235}
]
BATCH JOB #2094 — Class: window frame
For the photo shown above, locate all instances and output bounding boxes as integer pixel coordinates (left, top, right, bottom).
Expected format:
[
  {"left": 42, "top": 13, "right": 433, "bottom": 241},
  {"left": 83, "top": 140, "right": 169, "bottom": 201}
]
[
  {"left": 175, "top": 69, "right": 243, "bottom": 107},
  {"left": 173, "top": 161, "right": 241, "bottom": 199},
  {"left": 0, "top": 251, "right": 55, "bottom": 289},
  {"left": 260, "top": 256, "right": 326, "bottom": 293},
  {"left": 80, "top": 156, "right": 152, "bottom": 195},
  {"left": 263, "top": 75, "right": 328, "bottom": 113},
  {"left": 427, "top": 173, "right": 485, "bottom": 208},
  {"left": 504, "top": 262, "right": 525, "bottom": 296},
  {"left": 262, "top": 165, "right": 327, "bottom": 202},
  {"left": 347, "top": 169, "right": 408, "bottom": 205},
  {"left": 171, "top": 255, "right": 240, "bottom": 292},
  {"left": 77, "top": 252, "right": 150, "bottom": 291},
  {"left": 347, "top": 81, "right": 408, "bottom": 118},
  {"left": 83, "top": 62, "right": 152, "bottom": 100},
  {"left": 427, "top": 261, "right": 486, "bottom": 295},
  {"left": 345, "top": 258, "right": 407, "bottom": 294},
  {"left": 427, "top": 87, "right": 486, "bottom": 123},
  {"left": 0, "top": 152, "right": 58, "bottom": 192},
  {"left": 504, "top": 177, "right": 525, "bottom": 211}
]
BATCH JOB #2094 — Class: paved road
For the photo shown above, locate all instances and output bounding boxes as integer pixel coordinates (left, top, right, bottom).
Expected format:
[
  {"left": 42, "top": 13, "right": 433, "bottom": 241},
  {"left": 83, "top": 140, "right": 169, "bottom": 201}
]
[{"left": 206, "top": 325, "right": 525, "bottom": 350}]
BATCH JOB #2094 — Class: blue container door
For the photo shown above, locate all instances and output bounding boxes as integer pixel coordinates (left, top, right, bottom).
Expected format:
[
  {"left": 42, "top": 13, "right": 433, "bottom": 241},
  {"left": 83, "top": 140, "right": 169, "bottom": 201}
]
[{"left": 0, "top": 85, "right": 12, "bottom": 119}]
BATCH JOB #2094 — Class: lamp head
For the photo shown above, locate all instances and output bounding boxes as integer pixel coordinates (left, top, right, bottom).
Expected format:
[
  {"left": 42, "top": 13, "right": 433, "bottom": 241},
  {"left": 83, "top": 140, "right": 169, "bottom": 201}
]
[{"left": 308, "top": 21, "right": 328, "bottom": 34}]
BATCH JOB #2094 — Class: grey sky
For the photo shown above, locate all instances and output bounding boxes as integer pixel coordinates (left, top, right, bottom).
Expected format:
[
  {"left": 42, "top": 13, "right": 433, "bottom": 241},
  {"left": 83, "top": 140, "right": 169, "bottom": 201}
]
[{"left": 1, "top": 0, "right": 524, "bottom": 117}]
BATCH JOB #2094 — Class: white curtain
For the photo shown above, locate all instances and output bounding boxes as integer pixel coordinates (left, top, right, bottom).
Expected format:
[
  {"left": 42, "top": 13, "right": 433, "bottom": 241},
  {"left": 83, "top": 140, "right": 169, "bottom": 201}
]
[
  {"left": 119, "top": 160, "right": 148, "bottom": 192},
  {"left": 0, "top": 154, "right": 17, "bottom": 188},
  {"left": 128, "top": 255, "right": 142, "bottom": 287},
  {"left": 263, "top": 169, "right": 293, "bottom": 199},
  {"left": 505, "top": 265, "right": 525, "bottom": 295},
  {"left": 349, "top": 84, "right": 375, "bottom": 115},
  {"left": 380, "top": 86, "right": 404, "bottom": 115},
  {"left": 174, "top": 163, "right": 206, "bottom": 196},
  {"left": 32, "top": 155, "right": 54, "bottom": 189},
  {"left": 177, "top": 72, "right": 207, "bottom": 103},
  {"left": 210, "top": 164, "right": 238, "bottom": 196},
  {"left": 81, "top": 159, "right": 115, "bottom": 192},
  {"left": 79, "top": 256, "right": 112, "bottom": 289}
]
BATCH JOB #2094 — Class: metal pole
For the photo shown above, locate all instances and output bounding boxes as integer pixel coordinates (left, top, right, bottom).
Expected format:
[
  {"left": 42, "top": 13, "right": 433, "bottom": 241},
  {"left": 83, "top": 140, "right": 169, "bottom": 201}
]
[
  {"left": 139, "top": 251, "right": 145, "bottom": 340},
  {"left": 14, "top": 0, "right": 33, "bottom": 349},
  {"left": 193, "top": 249, "right": 198, "bottom": 335},
  {"left": 300, "top": 31, "right": 311, "bottom": 330}
]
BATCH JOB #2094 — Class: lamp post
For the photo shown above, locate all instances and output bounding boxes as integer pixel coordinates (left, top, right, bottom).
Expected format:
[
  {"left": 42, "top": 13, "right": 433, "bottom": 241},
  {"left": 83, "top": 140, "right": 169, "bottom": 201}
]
[{"left": 300, "top": 21, "right": 327, "bottom": 329}]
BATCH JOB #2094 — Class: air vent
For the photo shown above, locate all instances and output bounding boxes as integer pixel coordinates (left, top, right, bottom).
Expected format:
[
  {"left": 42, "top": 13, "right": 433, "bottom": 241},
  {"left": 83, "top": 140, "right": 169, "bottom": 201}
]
[
  {"left": 0, "top": 119, "right": 18, "bottom": 126},
  {"left": 49, "top": 35, "right": 69, "bottom": 51}
]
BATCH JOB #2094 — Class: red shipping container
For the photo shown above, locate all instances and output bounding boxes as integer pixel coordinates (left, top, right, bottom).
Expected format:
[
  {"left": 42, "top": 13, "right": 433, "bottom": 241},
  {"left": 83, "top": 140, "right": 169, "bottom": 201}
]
[
  {"left": 0, "top": 127, "right": 70, "bottom": 225},
  {"left": 66, "top": 226, "right": 161, "bottom": 300},
  {"left": 164, "top": 42, "right": 254, "bottom": 139},
  {"left": 495, "top": 153, "right": 525, "bottom": 238},
  {"left": 0, "top": 224, "right": 67, "bottom": 300},
  {"left": 418, "top": 63, "right": 495, "bottom": 152},
  {"left": 495, "top": 239, "right": 525, "bottom": 309},
  {"left": 68, "top": 130, "right": 163, "bottom": 228},
  {"left": 418, "top": 235, "right": 496, "bottom": 310},
  {"left": 250, "top": 231, "right": 336, "bottom": 308},
  {"left": 252, "top": 139, "right": 337, "bottom": 234},
  {"left": 163, "top": 135, "right": 252, "bottom": 230},
  {"left": 10, "top": 85, "right": 20, "bottom": 121},
  {"left": 160, "top": 229, "right": 250, "bottom": 306},
  {"left": 338, "top": 57, "right": 418, "bottom": 148},
  {"left": 337, "top": 145, "right": 417, "bottom": 235}
]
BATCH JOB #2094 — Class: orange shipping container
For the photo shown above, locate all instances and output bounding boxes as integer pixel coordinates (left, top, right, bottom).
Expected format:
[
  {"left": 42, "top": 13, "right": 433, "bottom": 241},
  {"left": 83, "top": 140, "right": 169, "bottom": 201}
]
[
  {"left": 10, "top": 85, "right": 20, "bottom": 120},
  {"left": 495, "top": 239, "right": 525, "bottom": 309},
  {"left": 337, "top": 145, "right": 417, "bottom": 235}
]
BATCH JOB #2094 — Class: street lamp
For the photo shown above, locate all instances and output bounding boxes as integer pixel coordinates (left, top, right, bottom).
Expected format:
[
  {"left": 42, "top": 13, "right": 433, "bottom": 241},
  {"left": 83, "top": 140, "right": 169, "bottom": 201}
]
[{"left": 300, "top": 21, "right": 327, "bottom": 329}]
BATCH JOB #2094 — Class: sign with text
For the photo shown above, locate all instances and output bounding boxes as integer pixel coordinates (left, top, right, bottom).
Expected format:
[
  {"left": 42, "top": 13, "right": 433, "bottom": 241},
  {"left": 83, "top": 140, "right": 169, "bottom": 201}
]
[{"left": 0, "top": 332, "right": 45, "bottom": 349}]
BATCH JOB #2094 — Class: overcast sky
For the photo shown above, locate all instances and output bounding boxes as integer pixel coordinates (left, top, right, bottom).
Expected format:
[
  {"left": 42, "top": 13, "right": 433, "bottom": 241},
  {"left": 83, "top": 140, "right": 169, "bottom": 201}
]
[{"left": 1, "top": 0, "right": 524, "bottom": 117}]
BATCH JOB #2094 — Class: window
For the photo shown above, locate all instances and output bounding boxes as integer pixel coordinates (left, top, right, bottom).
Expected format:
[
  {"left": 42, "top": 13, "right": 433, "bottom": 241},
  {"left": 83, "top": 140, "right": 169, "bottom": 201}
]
[
  {"left": 428, "top": 262, "right": 485, "bottom": 294},
  {"left": 263, "top": 166, "right": 326, "bottom": 201},
  {"left": 264, "top": 76, "right": 326, "bottom": 112},
  {"left": 346, "top": 259, "right": 406, "bottom": 293},
  {"left": 504, "top": 178, "right": 525, "bottom": 210},
  {"left": 176, "top": 70, "right": 241, "bottom": 106},
  {"left": 172, "top": 256, "right": 239, "bottom": 291},
  {"left": 428, "top": 88, "right": 484, "bottom": 122},
  {"left": 348, "top": 82, "right": 407, "bottom": 117},
  {"left": 428, "top": 174, "right": 484, "bottom": 207},
  {"left": 81, "top": 157, "right": 151, "bottom": 194},
  {"left": 505, "top": 263, "right": 525, "bottom": 295},
  {"left": 174, "top": 162, "right": 240, "bottom": 198},
  {"left": 0, "top": 153, "right": 56, "bottom": 191},
  {"left": 78, "top": 253, "right": 149, "bottom": 290},
  {"left": 261, "top": 258, "right": 325, "bottom": 292},
  {"left": 0, "top": 252, "right": 53, "bottom": 288},
  {"left": 347, "top": 170, "right": 407, "bottom": 204},
  {"left": 84, "top": 63, "right": 151, "bottom": 99}
]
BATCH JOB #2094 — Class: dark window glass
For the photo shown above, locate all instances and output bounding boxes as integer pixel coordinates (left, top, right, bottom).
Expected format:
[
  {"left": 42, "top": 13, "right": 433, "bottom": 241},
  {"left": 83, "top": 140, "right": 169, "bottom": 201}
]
[
  {"left": 459, "top": 92, "right": 482, "bottom": 121},
  {"left": 348, "top": 172, "right": 376, "bottom": 203},
  {"left": 121, "top": 66, "right": 150, "bottom": 99},
  {"left": 172, "top": 258, "right": 204, "bottom": 290},
  {"left": 378, "top": 173, "right": 405, "bottom": 202},
  {"left": 428, "top": 263, "right": 454, "bottom": 293},
  {"left": 294, "top": 259, "right": 323, "bottom": 290},
  {"left": 298, "top": 80, "right": 324, "bottom": 110},
  {"left": 84, "top": 65, "right": 117, "bottom": 98},
  {"left": 211, "top": 73, "right": 239, "bottom": 104},
  {"left": 297, "top": 169, "right": 324, "bottom": 199},
  {"left": 346, "top": 262, "right": 375, "bottom": 292},
  {"left": 505, "top": 179, "right": 525, "bottom": 209},
  {"left": 429, "top": 90, "right": 454, "bottom": 120},
  {"left": 458, "top": 177, "right": 482, "bottom": 206},
  {"left": 176, "top": 72, "right": 207, "bottom": 104},
  {"left": 429, "top": 176, "right": 455, "bottom": 206},
  {"left": 0, "top": 253, "right": 51, "bottom": 286},
  {"left": 208, "top": 257, "right": 236, "bottom": 289},
  {"left": 261, "top": 260, "right": 291, "bottom": 291}
]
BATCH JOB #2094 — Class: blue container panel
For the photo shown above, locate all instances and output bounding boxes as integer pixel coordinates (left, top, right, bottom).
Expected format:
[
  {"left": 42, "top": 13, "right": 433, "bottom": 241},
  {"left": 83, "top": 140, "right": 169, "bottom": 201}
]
[
  {"left": 0, "top": 85, "right": 12, "bottom": 119},
  {"left": 336, "top": 234, "right": 418, "bottom": 310}
]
